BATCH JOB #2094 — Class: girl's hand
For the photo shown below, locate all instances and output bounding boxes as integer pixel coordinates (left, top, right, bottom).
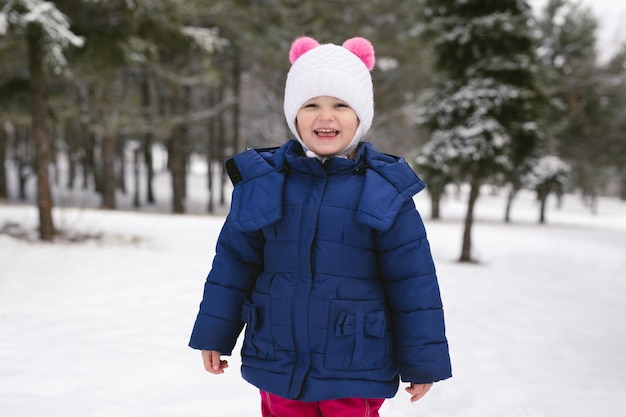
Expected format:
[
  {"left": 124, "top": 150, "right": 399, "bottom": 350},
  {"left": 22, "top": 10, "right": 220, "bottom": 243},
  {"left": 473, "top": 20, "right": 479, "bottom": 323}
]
[
  {"left": 201, "top": 350, "right": 229, "bottom": 374},
  {"left": 405, "top": 382, "right": 433, "bottom": 402}
]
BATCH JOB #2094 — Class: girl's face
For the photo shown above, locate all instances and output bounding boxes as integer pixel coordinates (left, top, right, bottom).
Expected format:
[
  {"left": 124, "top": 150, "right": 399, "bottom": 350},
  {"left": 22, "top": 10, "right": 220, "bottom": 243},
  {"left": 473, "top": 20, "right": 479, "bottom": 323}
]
[{"left": 296, "top": 96, "right": 359, "bottom": 158}]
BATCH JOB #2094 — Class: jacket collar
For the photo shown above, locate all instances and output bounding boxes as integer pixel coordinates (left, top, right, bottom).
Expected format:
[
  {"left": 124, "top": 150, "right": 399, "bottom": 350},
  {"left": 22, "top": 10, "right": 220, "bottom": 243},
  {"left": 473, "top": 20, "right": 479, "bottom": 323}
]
[{"left": 228, "top": 140, "right": 425, "bottom": 231}]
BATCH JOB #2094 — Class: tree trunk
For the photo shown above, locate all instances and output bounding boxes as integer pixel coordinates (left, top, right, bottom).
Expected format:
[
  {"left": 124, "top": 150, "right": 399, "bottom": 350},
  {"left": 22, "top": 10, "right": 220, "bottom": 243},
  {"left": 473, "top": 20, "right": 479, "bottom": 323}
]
[
  {"left": 231, "top": 48, "right": 242, "bottom": 154},
  {"left": 143, "top": 135, "right": 155, "bottom": 204},
  {"left": 27, "top": 24, "right": 55, "bottom": 241},
  {"left": 207, "top": 156, "right": 214, "bottom": 213},
  {"left": 64, "top": 112, "right": 81, "bottom": 189},
  {"left": 80, "top": 86, "right": 96, "bottom": 191},
  {"left": 170, "top": 85, "right": 189, "bottom": 214},
  {"left": 18, "top": 158, "right": 29, "bottom": 200},
  {"left": 68, "top": 153, "right": 77, "bottom": 189},
  {"left": 116, "top": 139, "right": 127, "bottom": 194},
  {"left": 101, "top": 131, "right": 117, "bottom": 209},
  {"left": 429, "top": 186, "right": 441, "bottom": 220},
  {"left": 504, "top": 185, "right": 517, "bottom": 223},
  {"left": 219, "top": 49, "right": 241, "bottom": 207},
  {"left": 51, "top": 130, "right": 60, "bottom": 186},
  {"left": 207, "top": 88, "right": 215, "bottom": 213},
  {"left": 538, "top": 193, "right": 547, "bottom": 224},
  {"left": 170, "top": 127, "right": 187, "bottom": 214},
  {"left": 460, "top": 173, "right": 480, "bottom": 263},
  {"left": 141, "top": 70, "right": 156, "bottom": 204},
  {"left": 133, "top": 147, "right": 141, "bottom": 208},
  {"left": 14, "top": 127, "right": 31, "bottom": 200},
  {"left": 0, "top": 123, "right": 8, "bottom": 199},
  {"left": 616, "top": 167, "right": 626, "bottom": 201},
  {"left": 217, "top": 85, "right": 227, "bottom": 206}
]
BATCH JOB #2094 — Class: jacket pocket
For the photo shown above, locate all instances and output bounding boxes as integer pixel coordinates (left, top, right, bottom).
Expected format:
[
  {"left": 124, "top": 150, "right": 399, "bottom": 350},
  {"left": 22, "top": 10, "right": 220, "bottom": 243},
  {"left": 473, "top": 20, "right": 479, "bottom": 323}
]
[
  {"left": 241, "top": 293, "right": 276, "bottom": 360},
  {"left": 324, "top": 299, "right": 391, "bottom": 371}
]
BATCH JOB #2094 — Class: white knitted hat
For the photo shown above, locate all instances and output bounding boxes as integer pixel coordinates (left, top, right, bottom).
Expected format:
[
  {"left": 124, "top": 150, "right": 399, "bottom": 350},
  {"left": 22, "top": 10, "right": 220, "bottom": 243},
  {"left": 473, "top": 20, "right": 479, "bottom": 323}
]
[{"left": 284, "top": 37, "right": 375, "bottom": 158}]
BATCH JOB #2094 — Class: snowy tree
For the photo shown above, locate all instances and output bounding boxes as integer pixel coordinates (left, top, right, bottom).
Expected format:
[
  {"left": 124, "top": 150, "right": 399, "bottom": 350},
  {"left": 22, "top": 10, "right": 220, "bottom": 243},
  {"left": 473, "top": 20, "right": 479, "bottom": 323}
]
[
  {"left": 412, "top": 140, "right": 456, "bottom": 220},
  {"left": 533, "top": 0, "right": 626, "bottom": 209},
  {"left": 0, "top": 0, "right": 84, "bottom": 241},
  {"left": 532, "top": 0, "right": 602, "bottom": 206},
  {"left": 523, "top": 155, "right": 570, "bottom": 223},
  {"left": 601, "top": 50, "right": 626, "bottom": 201},
  {"left": 417, "top": 0, "right": 541, "bottom": 262}
]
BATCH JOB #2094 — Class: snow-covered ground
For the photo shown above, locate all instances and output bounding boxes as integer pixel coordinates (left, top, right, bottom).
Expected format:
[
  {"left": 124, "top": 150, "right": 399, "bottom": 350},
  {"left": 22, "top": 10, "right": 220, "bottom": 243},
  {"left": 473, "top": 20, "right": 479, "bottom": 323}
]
[{"left": 1, "top": 166, "right": 625, "bottom": 417}]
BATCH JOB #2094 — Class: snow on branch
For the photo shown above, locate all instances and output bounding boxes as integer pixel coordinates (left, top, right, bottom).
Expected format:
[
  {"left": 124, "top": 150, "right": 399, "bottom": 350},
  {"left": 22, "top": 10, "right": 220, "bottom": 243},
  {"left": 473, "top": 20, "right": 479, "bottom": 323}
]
[
  {"left": 0, "top": 0, "right": 84, "bottom": 71},
  {"left": 181, "top": 26, "right": 228, "bottom": 54},
  {"left": 523, "top": 155, "right": 571, "bottom": 189}
]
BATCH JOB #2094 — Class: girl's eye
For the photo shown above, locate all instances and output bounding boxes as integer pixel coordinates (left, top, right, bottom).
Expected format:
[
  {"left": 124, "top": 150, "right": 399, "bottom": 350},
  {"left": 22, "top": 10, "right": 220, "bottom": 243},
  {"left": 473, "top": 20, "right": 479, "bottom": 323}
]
[
  {"left": 303, "top": 103, "right": 318, "bottom": 108},
  {"left": 335, "top": 103, "right": 349, "bottom": 108}
]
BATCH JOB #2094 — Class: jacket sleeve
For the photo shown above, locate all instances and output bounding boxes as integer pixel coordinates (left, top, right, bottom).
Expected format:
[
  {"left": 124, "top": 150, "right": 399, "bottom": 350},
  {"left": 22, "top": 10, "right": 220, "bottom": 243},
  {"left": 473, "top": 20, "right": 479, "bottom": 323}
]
[
  {"left": 377, "top": 200, "right": 452, "bottom": 383},
  {"left": 188, "top": 215, "right": 264, "bottom": 355}
]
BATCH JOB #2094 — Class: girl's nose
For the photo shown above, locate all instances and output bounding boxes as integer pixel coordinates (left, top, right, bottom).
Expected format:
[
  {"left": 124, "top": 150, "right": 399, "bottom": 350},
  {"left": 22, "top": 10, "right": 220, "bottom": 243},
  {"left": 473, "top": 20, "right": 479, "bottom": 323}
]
[{"left": 318, "top": 108, "right": 335, "bottom": 120}]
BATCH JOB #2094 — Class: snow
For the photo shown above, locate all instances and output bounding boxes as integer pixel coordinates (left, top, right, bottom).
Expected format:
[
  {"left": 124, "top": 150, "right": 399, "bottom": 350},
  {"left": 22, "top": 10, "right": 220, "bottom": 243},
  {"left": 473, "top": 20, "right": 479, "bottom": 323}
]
[
  {"left": 524, "top": 155, "right": 570, "bottom": 188},
  {"left": 0, "top": 0, "right": 84, "bottom": 71},
  {"left": 1, "top": 170, "right": 626, "bottom": 416},
  {"left": 181, "top": 26, "right": 228, "bottom": 54}
]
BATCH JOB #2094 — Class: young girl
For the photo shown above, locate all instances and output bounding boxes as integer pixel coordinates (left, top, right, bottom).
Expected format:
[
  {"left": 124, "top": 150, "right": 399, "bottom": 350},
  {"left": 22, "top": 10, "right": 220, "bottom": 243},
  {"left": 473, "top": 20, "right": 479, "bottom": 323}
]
[{"left": 189, "top": 36, "right": 452, "bottom": 417}]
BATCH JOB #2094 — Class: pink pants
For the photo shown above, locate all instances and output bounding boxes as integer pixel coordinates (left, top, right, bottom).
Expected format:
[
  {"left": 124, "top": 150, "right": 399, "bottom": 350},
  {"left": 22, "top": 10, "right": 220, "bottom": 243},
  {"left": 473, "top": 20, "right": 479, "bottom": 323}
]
[{"left": 260, "top": 390, "right": 385, "bottom": 417}]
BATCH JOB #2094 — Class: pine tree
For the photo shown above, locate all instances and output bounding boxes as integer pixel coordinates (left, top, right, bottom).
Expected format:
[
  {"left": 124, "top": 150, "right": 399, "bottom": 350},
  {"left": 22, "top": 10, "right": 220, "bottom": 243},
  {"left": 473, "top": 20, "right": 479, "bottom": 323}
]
[
  {"left": 534, "top": 0, "right": 626, "bottom": 208},
  {"left": 417, "top": 0, "right": 540, "bottom": 262},
  {"left": 522, "top": 155, "right": 570, "bottom": 223},
  {"left": 0, "top": 0, "right": 84, "bottom": 241}
]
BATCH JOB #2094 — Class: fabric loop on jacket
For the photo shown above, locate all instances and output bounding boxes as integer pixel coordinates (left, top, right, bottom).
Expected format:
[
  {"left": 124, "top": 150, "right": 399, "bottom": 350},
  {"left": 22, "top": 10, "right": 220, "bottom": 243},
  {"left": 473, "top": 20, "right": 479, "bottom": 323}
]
[
  {"left": 227, "top": 147, "right": 287, "bottom": 231},
  {"left": 335, "top": 310, "right": 386, "bottom": 338}
]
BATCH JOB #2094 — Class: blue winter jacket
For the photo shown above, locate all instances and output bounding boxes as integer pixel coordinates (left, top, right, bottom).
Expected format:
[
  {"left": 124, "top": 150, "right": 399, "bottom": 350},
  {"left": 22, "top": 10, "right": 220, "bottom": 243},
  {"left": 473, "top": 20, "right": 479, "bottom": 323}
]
[{"left": 189, "top": 139, "right": 451, "bottom": 402}]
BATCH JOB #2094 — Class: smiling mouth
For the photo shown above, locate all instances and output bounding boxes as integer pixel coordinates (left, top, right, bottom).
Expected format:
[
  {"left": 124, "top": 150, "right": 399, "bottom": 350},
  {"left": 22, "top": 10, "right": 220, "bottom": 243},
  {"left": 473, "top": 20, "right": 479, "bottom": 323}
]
[{"left": 314, "top": 128, "right": 339, "bottom": 137}]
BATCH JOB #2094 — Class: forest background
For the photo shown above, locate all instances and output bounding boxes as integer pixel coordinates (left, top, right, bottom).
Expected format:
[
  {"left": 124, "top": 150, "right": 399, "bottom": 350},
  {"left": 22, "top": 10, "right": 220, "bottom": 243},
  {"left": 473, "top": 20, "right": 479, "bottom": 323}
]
[{"left": 0, "top": 0, "right": 625, "bottom": 261}]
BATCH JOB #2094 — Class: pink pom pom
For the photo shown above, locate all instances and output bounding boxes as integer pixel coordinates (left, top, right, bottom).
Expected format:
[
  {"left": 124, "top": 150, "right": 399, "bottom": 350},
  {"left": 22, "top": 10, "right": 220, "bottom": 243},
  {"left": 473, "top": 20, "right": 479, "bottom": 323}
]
[
  {"left": 342, "top": 37, "right": 375, "bottom": 71},
  {"left": 289, "top": 36, "right": 320, "bottom": 64}
]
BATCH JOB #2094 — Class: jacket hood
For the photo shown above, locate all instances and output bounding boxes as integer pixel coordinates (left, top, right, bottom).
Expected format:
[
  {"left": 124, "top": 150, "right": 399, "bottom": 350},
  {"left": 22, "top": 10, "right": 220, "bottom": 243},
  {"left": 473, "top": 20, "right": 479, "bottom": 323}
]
[{"left": 226, "top": 140, "right": 425, "bottom": 231}]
